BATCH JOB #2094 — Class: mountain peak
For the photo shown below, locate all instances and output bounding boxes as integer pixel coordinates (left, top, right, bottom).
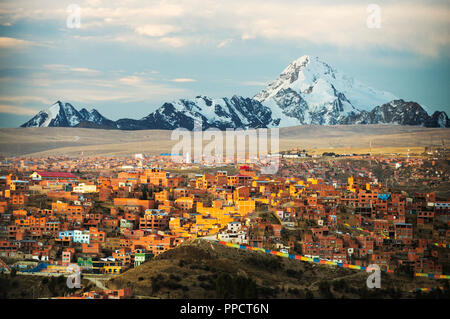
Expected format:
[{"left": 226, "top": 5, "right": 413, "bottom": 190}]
[
  {"left": 291, "top": 54, "right": 310, "bottom": 65},
  {"left": 254, "top": 55, "right": 398, "bottom": 125},
  {"left": 284, "top": 55, "right": 330, "bottom": 73},
  {"left": 21, "top": 101, "right": 115, "bottom": 128},
  {"left": 20, "top": 56, "right": 449, "bottom": 129}
]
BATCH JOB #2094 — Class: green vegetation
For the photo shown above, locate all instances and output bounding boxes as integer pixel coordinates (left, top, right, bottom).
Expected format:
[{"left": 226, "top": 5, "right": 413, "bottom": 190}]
[
  {"left": 0, "top": 274, "right": 91, "bottom": 299},
  {"left": 245, "top": 255, "right": 283, "bottom": 272},
  {"left": 215, "top": 273, "right": 258, "bottom": 299}
]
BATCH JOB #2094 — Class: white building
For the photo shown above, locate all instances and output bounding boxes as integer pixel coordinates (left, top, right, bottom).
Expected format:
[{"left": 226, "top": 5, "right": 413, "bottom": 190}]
[
  {"left": 58, "top": 230, "right": 90, "bottom": 244},
  {"left": 227, "top": 221, "right": 242, "bottom": 233},
  {"left": 73, "top": 230, "right": 90, "bottom": 244},
  {"left": 217, "top": 222, "right": 248, "bottom": 244},
  {"left": 73, "top": 183, "right": 97, "bottom": 193}
]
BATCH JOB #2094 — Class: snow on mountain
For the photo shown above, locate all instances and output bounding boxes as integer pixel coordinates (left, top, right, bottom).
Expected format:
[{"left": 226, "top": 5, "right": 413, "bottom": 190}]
[
  {"left": 425, "top": 111, "right": 450, "bottom": 128},
  {"left": 20, "top": 55, "right": 449, "bottom": 130},
  {"left": 21, "top": 101, "right": 80, "bottom": 127},
  {"left": 340, "top": 100, "right": 424, "bottom": 124},
  {"left": 139, "top": 95, "right": 279, "bottom": 130},
  {"left": 254, "top": 55, "right": 397, "bottom": 125},
  {"left": 21, "top": 101, "right": 115, "bottom": 128},
  {"left": 337, "top": 99, "right": 450, "bottom": 127}
]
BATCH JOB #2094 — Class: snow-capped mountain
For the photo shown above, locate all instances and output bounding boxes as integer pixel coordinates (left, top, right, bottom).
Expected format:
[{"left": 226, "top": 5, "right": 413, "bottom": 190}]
[
  {"left": 115, "top": 95, "right": 279, "bottom": 130},
  {"left": 254, "top": 55, "right": 398, "bottom": 125},
  {"left": 136, "top": 96, "right": 279, "bottom": 130},
  {"left": 20, "top": 55, "right": 449, "bottom": 129},
  {"left": 21, "top": 101, "right": 116, "bottom": 128}
]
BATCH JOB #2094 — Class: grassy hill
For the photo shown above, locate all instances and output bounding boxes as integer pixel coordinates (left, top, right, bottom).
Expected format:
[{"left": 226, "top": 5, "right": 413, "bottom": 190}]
[
  {"left": 0, "top": 273, "right": 95, "bottom": 299},
  {"left": 106, "top": 239, "right": 449, "bottom": 299}
]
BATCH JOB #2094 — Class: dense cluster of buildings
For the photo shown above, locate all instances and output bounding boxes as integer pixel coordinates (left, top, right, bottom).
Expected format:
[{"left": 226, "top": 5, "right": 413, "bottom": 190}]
[{"left": 0, "top": 154, "right": 448, "bottom": 282}]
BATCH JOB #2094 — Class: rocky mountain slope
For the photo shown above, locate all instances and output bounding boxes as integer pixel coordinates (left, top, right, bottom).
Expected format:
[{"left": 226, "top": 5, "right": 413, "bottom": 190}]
[
  {"left": 339, "top": 100, "right": 449, "bottom": 127},
  {"left": 254, "top": 55, "right": 397, "bottom": 126},
  {"left": 20, "top": 56, "right": 449, "bottom": 129},
  {"left": 21, "top": 101, "right": 116, "bottom": 128}
]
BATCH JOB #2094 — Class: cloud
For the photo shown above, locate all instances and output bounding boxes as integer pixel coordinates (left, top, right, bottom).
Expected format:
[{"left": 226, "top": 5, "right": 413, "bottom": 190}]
[
  {"left": 70, "top": 67, "right": 100, "bottom": 74},
  {"left": 0, "top": 96, "right": 51, "bottom": 104},
  {"left": 2, "top": 1, "right": 448, "bottom": 56},
  {"left": 0, "top": 104, "right": 38, "bottom": 115},
  {"left": 217, "top": 38, "right": 233, "bottom": 48},
  {"left": 135, "top": 24, "right": 180, "bottom": 37},
  {"left": 43, "top": 64, "right": 100, "bottom": 75},
  {"left": 158, "top": 37, "right": 187, "bottom": 48},
  {"left": 241, "top": 34, "right": 256, "bottom": 41},
  {"left": 171, "top": 78, "right": 196, "bottom": 83},
  {"left": 242, "top": 81, "right": 269, "bottom": 86},
  {"left": 0, "top": 37, "right": 33, "bottom": 48},
  {"left": 0, "top": 67, "right": 191, "bottom": 107},
  {"left": 119, "top": 75, "right": 143, "bottom": 85},
  {"left": 226, "top": 2, "right": 450, "bottom": 57},
  {"left": 43, "top": 64, "right": 67, "bottom": 71}
]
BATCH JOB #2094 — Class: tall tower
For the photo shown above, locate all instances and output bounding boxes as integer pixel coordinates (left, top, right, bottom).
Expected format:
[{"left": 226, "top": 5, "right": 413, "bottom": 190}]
[{"left": 186, "top": 152, "right": 191, "bottom": 163}]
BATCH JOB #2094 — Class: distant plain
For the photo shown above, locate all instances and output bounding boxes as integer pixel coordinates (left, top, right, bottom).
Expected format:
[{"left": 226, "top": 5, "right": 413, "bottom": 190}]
[{"left": 0, "top": 125, "right": 448, "bottom": 157}]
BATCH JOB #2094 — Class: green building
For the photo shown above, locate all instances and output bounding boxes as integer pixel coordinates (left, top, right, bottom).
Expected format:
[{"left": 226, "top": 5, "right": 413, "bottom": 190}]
[{"left": 134, "top": 252, "right": 153, "bottom": 267}]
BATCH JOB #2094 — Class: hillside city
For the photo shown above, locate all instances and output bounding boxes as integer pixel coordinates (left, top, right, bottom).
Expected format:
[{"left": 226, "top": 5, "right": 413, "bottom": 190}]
[{"left": 0, "top": 148, "right": 449, "bottom": 299}]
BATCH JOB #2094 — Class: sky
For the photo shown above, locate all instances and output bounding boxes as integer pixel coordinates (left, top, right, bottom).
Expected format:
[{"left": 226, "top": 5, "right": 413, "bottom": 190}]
[{"left": 0, "top": 0, "right": 449, "bottom": 128}]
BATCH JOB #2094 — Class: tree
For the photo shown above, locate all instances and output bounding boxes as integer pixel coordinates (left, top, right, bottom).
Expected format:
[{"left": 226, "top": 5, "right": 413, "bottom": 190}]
[
  {"left": 305, "top": 289, "right": 314, "bottom": 299},
  {"left": 215, "top": 273, "right": 232, "bottom": 298},
  {"left": 318, "top": 280, "right": 334, "bottom": 298}
]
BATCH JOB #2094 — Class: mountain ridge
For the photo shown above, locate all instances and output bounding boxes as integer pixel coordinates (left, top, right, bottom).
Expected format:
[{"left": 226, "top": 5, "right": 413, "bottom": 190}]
[{"left": 20, "top": 56, "right": 449, "bottom": 129}]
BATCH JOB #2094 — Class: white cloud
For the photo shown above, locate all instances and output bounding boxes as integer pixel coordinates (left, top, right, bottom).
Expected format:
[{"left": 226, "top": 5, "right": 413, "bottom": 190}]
[
  {"left": 69, "top": 67, "right": 100, "bottom": 74},
  {"left": 0, "top": 104, "right": 38, "bottom": 115},
  {"left": 0, "top": 37, "right": 33, "bottom": 48},
  {"left": 119, "top": 75, "right": 143, "bottom": 85},
  {"left": 0, "top": 96, "right": 51, "bottom": 104},
  {"left": 171, "top": 78, "right": 196, "bottom": 83},
  {"left": 158, "top": 37, "right": 186, "bottom": 48},
  {"left": 241, "top": 34, "right": 255, "bottom": 41},
  {"left": 217, "top": 38, "right": 233, "bottom": 48},
  {"left": 43, "top": 64, "right": 100, "bottom": 75},
  {"left": 2, "top": 1, "right": 448, "bottom": 56},
  {"left": 135, "top": 24, "right": 180, "bottom": 37},
  {"left": 242, "top": 81, "right": 269, "bottom": 86},
  {"left": 0, "top": 68, "right": 191, "bottom": 106}
]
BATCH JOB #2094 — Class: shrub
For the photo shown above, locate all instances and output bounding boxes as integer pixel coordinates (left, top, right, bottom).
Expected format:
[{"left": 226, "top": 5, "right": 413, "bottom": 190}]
[
  {"left": 169, "top": 274, "right": 181, "bottom": 282},
  {"left": 318, "top": 280, "right": 334, "bottom": 298},
  {"left": 332, "top": 279, "right": 347, "bottom": 292},
  {"left": 285, "top": 269, "right": 303, "bottom": 280},
  {"left": 151, "top": 275, "right": 164, "bottom": 294},
  {"left": 215, "top": 273, "right": 258, "bottom": 299},
  {"left": 305, "top": 289, "right": 314, "bottom": 299}
]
